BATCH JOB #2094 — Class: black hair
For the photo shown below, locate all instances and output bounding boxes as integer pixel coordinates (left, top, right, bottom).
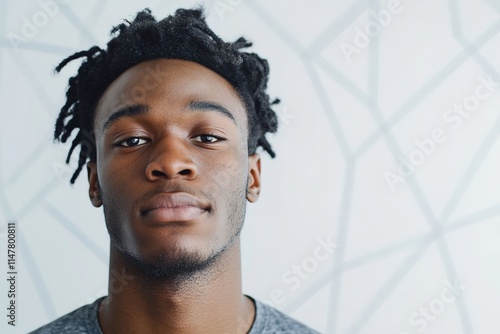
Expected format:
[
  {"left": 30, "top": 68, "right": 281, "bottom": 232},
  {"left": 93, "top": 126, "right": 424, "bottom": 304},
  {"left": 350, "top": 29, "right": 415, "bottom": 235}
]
[{"left": 54, "top": 7, "right": 279, "bottom": 184}]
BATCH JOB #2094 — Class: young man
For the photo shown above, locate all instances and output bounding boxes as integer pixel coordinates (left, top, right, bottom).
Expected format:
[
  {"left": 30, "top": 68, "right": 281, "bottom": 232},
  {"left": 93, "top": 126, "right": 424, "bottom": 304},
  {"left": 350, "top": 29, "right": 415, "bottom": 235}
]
[{"left": 31, "top": 7, "right": 318, "bottom": 334}]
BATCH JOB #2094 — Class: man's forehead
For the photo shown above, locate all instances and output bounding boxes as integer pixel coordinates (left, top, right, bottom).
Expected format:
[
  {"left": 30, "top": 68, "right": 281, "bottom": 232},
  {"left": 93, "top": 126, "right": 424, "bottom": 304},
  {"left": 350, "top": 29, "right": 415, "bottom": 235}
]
[
  {"left": 94, "top": 58, "right": 247, "bottom": 128},
  {"left": 99, "top": 59, "right": 240, "bottom": 102}
]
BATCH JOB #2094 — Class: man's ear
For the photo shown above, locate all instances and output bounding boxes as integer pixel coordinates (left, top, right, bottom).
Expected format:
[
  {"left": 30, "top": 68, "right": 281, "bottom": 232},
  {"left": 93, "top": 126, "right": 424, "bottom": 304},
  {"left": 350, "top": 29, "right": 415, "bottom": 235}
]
[
  {"left": 87, "top": 161, "right": 102, "bottom": 207},
  {"left": 246, "top": 154, "right": 261, "bottom": 203}
]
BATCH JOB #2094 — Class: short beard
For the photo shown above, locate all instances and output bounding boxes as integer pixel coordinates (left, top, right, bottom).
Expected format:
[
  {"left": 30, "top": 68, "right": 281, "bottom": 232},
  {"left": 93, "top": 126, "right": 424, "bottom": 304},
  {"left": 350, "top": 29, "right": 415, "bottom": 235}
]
[
  {"left": 118, "top": 230, "right": 239, "bottom": 285},
  {"left": 99, "top": 176, "right": 247, "bottom": 283}
]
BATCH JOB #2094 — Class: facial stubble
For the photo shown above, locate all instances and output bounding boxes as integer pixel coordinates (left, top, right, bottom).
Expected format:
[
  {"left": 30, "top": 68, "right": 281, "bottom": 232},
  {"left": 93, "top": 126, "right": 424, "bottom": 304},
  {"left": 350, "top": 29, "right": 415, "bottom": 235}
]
[{"left": 99, "top": 176, "right": 248, "bottom": 283}]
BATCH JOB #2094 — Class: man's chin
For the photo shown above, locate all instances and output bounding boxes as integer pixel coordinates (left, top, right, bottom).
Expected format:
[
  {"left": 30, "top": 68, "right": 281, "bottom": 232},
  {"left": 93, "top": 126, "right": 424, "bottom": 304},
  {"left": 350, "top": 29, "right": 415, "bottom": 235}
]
[{"left": 118, "top": 246, "right": 221, "bottom": 281}]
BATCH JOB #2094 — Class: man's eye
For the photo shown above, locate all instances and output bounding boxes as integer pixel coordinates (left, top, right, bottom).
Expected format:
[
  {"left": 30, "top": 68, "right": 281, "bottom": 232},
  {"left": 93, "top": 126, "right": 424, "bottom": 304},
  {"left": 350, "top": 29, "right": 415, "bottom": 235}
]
[
  {"left": 193, "top": 135, "right": 224, "bottom": 143},
  {"left": 118, "top": 137, "right": 148, "bottom": 147}
]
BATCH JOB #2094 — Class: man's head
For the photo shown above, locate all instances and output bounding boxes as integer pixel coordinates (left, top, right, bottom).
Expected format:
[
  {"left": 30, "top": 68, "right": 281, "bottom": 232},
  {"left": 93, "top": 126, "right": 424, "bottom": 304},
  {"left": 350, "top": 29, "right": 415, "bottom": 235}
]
[
  {"left": 55, "top": 7, "right": 278, "bottom": 183},
  {"left": 54, "top": 8, "right": 279, "bottom": 280}
]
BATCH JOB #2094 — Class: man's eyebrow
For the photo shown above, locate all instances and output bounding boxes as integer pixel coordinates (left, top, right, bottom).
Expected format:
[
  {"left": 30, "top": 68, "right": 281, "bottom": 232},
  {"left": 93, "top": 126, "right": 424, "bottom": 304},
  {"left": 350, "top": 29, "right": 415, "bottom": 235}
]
[
  {"left": 188, "top": 101, "right": 237, "bottom": 125},
  {"left": 102, "top": 105, "right": 149, "bottom": 133}
]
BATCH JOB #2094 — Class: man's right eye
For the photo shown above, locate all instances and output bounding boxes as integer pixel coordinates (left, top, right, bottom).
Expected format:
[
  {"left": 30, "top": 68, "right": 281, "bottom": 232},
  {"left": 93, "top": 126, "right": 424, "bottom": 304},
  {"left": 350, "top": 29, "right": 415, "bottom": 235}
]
[{"left": 117, "top": 137, "right": 148, "bottom": 147}]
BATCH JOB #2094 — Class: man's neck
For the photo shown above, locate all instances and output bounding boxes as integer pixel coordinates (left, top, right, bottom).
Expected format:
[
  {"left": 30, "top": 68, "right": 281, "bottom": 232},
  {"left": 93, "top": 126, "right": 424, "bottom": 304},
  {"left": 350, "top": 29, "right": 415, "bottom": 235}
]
[{"left": 97, "top": 239, "right": 255, "bottom": 334}]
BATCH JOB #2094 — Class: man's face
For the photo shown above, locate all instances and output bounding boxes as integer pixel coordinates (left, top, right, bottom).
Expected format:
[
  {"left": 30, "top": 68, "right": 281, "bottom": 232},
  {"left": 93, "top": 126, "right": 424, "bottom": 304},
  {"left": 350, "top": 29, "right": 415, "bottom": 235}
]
[{"left": 87, "top": 59, "right": 261, "bottom": 278}]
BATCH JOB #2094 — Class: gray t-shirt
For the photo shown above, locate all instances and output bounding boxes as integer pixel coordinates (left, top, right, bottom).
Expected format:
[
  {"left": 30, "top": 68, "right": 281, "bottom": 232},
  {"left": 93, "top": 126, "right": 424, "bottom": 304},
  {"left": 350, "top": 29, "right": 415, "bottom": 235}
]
[{"left": 29, "top": 296, "right": 319, "bottom": 334}]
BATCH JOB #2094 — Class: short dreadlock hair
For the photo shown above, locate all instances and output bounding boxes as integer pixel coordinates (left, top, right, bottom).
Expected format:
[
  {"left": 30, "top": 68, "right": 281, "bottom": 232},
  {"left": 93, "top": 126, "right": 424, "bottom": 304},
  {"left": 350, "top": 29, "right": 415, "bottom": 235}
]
[{"left": 54, "top": 7, "right": 279, "bottom": 184}]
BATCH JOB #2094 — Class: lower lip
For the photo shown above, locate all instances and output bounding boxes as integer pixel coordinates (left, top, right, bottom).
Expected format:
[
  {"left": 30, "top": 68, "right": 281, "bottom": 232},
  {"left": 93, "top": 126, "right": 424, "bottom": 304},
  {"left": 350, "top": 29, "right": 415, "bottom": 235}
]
[{"left": 142, "top": 206, "right": 207, "bottom": 223}]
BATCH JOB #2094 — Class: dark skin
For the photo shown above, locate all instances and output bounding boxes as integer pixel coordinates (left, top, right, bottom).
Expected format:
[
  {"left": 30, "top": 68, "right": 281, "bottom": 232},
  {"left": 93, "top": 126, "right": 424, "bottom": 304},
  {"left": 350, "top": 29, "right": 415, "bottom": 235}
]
[{"left": 86, "top": 59, "right": 261, "bottom": 333}]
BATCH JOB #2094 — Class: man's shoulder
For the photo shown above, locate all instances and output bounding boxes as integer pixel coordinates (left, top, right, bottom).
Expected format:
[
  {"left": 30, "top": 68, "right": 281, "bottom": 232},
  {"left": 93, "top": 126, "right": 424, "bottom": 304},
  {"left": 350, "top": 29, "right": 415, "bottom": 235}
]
[
  {"left": 28, "top": 298, "right": 103, "bottom": 334},
  {"left": 250, "top": 298, "right": 320, "bottom": 334}
]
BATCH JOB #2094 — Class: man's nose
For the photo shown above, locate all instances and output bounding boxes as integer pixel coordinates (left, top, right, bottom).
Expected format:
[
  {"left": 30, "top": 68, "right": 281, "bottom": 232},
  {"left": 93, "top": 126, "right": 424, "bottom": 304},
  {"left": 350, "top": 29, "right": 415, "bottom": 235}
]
[{"left": 145, "top": 136, "right": 197, "bottom": 181}]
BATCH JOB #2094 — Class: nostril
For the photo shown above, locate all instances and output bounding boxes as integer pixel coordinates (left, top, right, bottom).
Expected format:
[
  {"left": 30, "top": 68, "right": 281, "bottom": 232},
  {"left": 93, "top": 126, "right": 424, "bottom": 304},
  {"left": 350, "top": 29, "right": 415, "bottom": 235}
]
[
  {"left": 152, "top": 170, "right": 165, "bottom": 177},
  {"left": 179, "top": 169, "right": 191, "bottom": 176},
  {"left": 146, "top": 160, "right": 197, "bottom": 180}
]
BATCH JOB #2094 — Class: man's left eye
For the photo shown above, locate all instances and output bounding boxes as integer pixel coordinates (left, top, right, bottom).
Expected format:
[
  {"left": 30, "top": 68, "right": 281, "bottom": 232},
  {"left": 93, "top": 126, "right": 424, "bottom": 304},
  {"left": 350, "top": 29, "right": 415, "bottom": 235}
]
[
  {"left": 117, "top": 137, "right": 148, "bottom": 147},
  {"left": 193, "top": 135, "right": 224, "bottom": 143}
]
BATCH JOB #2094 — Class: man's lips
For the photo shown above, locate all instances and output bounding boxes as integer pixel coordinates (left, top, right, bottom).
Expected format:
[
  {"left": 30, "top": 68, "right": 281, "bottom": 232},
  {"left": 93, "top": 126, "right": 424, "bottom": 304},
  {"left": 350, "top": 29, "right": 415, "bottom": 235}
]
[{"left": 140, "top": 192, "right": 210, "bottom": 223}]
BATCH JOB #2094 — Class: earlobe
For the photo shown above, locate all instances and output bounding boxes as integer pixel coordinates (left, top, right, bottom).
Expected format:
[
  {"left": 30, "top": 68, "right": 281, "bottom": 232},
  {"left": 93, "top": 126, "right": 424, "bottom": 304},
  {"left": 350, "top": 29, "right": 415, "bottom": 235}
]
[
  {"left": 87, "top": 161, "right": 103, "bottom": 207},
  {"left": 246, "top": 154, "right": 261, "bottom": 203}
]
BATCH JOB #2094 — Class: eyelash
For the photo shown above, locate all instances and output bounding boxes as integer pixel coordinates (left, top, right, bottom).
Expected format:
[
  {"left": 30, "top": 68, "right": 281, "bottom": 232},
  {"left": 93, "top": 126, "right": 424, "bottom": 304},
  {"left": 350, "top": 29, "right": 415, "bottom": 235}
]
[
  {"left": 117, "top": 137, "right": 148, "bottom": 147},
  {"left": 116, "top": 134, "right": 226, "bottom": 147},
  {"left": 192, "top": 134, "right": 225, "bottom": 144}
]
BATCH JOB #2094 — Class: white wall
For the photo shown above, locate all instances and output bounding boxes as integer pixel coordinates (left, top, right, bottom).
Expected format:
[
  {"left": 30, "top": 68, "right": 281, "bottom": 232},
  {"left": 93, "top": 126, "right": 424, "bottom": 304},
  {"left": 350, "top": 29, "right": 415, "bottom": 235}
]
[{"left": 1, "top": 0, "right": 500, "bottom": 333}]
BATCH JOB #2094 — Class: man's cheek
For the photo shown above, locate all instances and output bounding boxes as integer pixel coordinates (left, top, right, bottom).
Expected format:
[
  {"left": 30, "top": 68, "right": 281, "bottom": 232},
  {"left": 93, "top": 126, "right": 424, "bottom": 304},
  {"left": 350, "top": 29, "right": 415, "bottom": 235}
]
[{"left": 212, "top": 160, "right": 242, "bottom": 190}]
